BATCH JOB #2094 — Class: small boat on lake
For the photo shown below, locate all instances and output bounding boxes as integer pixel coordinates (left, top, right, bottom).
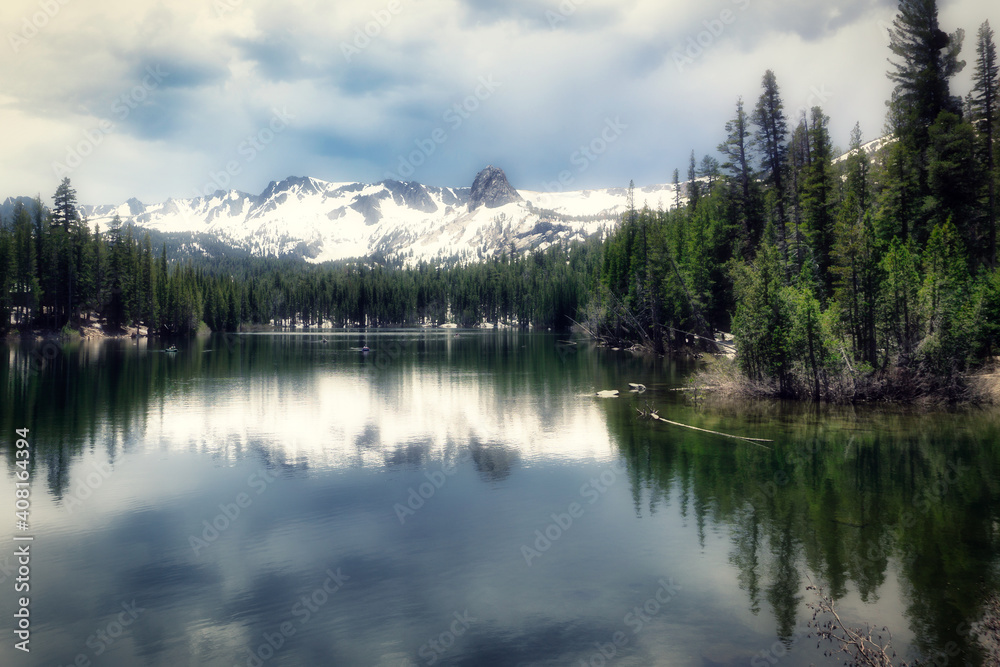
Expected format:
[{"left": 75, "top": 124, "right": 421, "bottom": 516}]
[
  {"left": 361, "top": 345, "right": 370, "bottom": 352},
  {"left": 165, "top": 345, "right": 178, "bottom": 353}
]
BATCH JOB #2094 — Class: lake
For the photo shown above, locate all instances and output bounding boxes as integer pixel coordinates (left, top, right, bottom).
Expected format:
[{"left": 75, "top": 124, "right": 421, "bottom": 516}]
[{"left": 1, "top": 331, "right": 998, "bottom": 666}]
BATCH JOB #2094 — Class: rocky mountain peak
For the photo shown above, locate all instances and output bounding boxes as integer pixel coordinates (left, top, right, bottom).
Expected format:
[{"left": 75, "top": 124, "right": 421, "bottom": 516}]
[{"left": 469, "top": 165, "right": 522, "bottom": 210}]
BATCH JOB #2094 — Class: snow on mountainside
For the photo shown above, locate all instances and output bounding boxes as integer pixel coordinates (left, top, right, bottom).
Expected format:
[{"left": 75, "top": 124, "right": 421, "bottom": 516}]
[{"left": 75, "top": 168, "right": 682, "bottom": 263}]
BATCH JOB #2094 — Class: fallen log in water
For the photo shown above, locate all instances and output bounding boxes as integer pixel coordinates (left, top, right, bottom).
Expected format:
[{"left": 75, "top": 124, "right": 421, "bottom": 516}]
[{"left": 636, "top": 406, "right": 773, "bottom": 449}]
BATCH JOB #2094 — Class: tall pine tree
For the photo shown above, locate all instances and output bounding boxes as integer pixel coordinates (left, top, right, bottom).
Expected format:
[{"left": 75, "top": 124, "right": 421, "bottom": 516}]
[
  {"left": 885, "top": 0, "right": 965, "bottom": 244},
  {"left": 752, "top": 70, "right": 790, "bottom": 271},
  {"left": 718, "top": 97, "right": 760, "bottom": 250},
  {"left": 971, "top": 20, "right": 999, "bottom": 266}
]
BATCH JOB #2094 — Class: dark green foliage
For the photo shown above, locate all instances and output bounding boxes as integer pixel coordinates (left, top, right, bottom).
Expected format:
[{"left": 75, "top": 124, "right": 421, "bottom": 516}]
[
  {"left": 917, "top": 220, "right": 973, "bottom": 377},
  {"left": 732, "top": 232, "right": 790, "bottom": 388},
  {"left": 878, "top": 239, "right": 921, "bottom": 362},
  {"left": 590, "top": 183, "right": 736, "bottom": 353},
  {"left": 0, "top": 224, "right": 15, "bottom": 331},
  {"left": 11, "top": 201, "right": 39, "bottom": 329},
  {"left": 925, "top": 112, "right": 979, "bottom": 248}
]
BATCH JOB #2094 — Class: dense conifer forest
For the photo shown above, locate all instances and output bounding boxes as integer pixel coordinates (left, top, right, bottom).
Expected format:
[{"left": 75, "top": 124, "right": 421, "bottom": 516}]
[
  {"left": 0, "top": 186, "right": 598, "bottom": 334},
  {"left": 1, "top": 0, "right": 998, "bottom": 401},
  {"left": 592, "top": 2, "right": 1000, "bottom": 400}
]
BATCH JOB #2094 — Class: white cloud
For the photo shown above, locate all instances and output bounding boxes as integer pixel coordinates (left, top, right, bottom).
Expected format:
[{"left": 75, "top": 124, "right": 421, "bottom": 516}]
[{"left": 1, "top": 0, "right": 997, "bottom": 205}]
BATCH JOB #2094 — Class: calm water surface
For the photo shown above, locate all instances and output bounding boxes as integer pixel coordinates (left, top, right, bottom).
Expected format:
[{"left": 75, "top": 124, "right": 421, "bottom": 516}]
[{"left": 1, "top": 331, "right": 998, "bottom": 666}]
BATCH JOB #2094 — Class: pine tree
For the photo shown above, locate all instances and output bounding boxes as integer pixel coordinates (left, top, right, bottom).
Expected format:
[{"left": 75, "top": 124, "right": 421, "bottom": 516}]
[
  {"left": 919, "top": 220, "right": 973, "bottom": 376},
  {"left": 885, "top": 0, "right": 965, "bottom": 244},
  {"left": 752, "top": 70, "right": 790, "bottom": 269},
  {"left": 787, "top": 115, "right": 809, "bottom": 277},
  {"left": 801, "top": 107, "right": 836, "bottom": 297},
  {"left": 140, "top": 234, "right": 156, "bottom": 331},
  {"left": 719, "top": 97, "right": 760, "bottom": 249},
  {"left": 833, "top": 124, "right": 880, "bottom": 367},
  {"left": 0, "top": 223, "right": 14, "bottom": 333},
  {"left": 971, "top": 20, "right": 999, "bottom": 266},
  {"left": 72, "top": 220, "right": 96, "bottom": 323},
  {"left": 686, "top": 150, "right": 701, "bottom": 211},
  {"left": 887, "top": 0, "right": 965, "bottom": 144},
  {"left": 103, "top": 215, "right": 127, "bottom": 330},
  {"left": 48, "top": 178, "right": 86, "bottom": 326},
  {"left": 11, "top": 201, "right": 38, "bottom": 328},
  {"left": 51, "top": 178, "right": 80, "bottom": 232},
  {"left": 699, "top": 155, "right": 721, "bottom": 189},
  {"left": 879, "top": 239, "right": 921, "bottom": 362},
  {"left": 925, "top": 111, "right": 979, "bottom": 254},
  {"left": 672, "top": 168, "right": 681, "bottom": 211},
  {"left": 155, "top": 244, "right": 168, "bottom": 333},
  {"left": 732, "top": 225, "right": 791, "bottom": 392}
]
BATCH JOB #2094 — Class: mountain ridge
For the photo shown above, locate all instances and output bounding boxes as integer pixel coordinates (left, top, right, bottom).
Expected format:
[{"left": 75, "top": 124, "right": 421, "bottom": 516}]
[{"left": 4, "top": 167, "right": 683, "bottom": 264}]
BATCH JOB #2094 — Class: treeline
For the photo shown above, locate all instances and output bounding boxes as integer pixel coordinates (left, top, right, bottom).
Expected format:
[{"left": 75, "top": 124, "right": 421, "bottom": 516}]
[
  {"left": 0, "top": 183, "right": 598, "bottom": 334},
  {"left": 588, "top": 2, "right": 1000, "bottom": 401},
  {"left": 196, "top": 242, "right": 596, "bottom": 330},
  {"left": 0, "top": 183, "right": 210, "bottom": 336}
]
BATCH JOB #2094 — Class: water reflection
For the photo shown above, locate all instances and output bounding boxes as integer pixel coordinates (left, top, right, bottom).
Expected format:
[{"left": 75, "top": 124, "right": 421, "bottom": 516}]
[
  {"left": 2, "top": 333, "right": 1000, "bottom": 665},
  {"left": 607, "top": 396, "right": 1000, "bottom": 663}
]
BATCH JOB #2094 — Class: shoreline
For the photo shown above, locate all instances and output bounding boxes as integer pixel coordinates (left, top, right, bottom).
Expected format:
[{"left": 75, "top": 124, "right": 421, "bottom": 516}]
[
  {"left": 687, "top": 355, "right": 1000, "bottom": 407},
  {"left": 4, "top": 321, "right": 522, "bottom": 342}
]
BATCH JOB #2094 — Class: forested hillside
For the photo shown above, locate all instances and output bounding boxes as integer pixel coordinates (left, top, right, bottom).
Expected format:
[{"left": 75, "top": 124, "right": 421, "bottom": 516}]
[
  {"left": 0, "top": 185, "right": 598, "bottom": 333},
  {"left": 590, "top": 3, "right": 1000, "bottom": 401}
]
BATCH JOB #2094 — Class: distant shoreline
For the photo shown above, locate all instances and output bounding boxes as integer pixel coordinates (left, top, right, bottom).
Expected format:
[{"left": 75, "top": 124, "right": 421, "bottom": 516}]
[{"left": 3, "top": 322, "right": 522, "bottom": 342}]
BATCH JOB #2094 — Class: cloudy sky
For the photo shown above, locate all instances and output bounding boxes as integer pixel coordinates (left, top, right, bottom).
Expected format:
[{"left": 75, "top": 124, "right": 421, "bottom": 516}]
[{"left": 2, "top": 0, "right": 997, "bottom": 206}]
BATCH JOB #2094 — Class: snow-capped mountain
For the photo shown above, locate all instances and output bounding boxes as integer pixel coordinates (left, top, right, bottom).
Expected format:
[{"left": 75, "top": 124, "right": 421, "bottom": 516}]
[{"left": 75, "top": 167, "right": 681, "bottom": 263}]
